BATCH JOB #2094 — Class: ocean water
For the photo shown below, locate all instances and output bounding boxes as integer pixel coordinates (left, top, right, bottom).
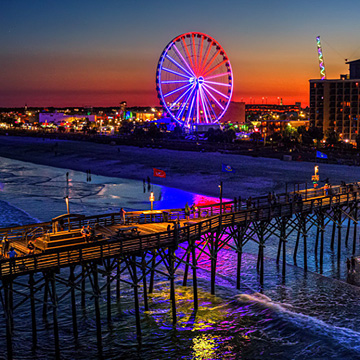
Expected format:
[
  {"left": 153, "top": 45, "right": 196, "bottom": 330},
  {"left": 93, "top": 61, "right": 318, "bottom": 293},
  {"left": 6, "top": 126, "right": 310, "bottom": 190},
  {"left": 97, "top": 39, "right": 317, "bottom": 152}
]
[{"left": 1, "top": 157, "right": 360, "bottom": 360}]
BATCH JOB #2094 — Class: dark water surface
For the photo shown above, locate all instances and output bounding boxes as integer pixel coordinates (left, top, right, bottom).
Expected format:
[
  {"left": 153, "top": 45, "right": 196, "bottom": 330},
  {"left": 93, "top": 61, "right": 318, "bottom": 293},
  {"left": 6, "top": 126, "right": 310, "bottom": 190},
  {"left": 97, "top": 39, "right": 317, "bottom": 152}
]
[{"left": 1, "top": 157, "right": 360, "bottom": 360}]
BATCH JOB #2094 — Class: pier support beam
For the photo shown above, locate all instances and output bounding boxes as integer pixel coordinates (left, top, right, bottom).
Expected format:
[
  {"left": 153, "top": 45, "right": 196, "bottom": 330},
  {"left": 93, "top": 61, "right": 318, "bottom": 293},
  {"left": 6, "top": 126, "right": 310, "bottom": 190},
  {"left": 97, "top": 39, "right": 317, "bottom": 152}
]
[
  {"left": 116, "top": 259, "right": 121, "bottom": 301},
  {"left": 293, "top": 223, "right": 301, "bottom": 266},
  {"left": 43, "top": 274, "right": 49, "bottom": 319},
  {"left": 92, "top": 263, "right": 103, "bottom": 356},
  {"left": 29, "top": 273, "right": 37, "bottom": 348},
  {"left": 353, "top": 203, "right": 358, "bottom": 255},
  {"left": 281, "top": 218, "right": 287, "bottom": 279},
  {"left": 345, "top": 216, "right": 351, "bottom": 248},
  {"left": 106, "top": 260, "right": 111, "bottom": 323},
  {"left": 183, "top": 252, "right": 190, "bottom": 287},
  {"left": 142, "top": 255, "right": 149, "bottom": 312},
  {"left": 320, "top": 212, "right": 325, "bottom": 273},
  {"left": 81, "top": 265, "right": 86, "bottom": 307},
  {"left": 148, "top": 250, "right": 156, "bottom": 294},
  {"left": 169, "top": 249, "right": 177, "bottom": 325},
  {"left": 50, "top": 272, "right": 60, "bottom": 360},
  {"left": 69, "top": 266, "right": 78, "bottom": 340},
  {"left": 4, "top": 280, "right": 13, "bottom": 360},
  {"left": 131, "top": 255, "right": 141, "bottom": 338},
  {"left": 210, "top": 233, "right": 219, "bottom": 295},
  {"left": 330, "top": 210, "right": 336, "bottom": 251},
  {"left": 302, "top": 215, "right": 308, "bottom": 272},
  {"left": 191, "top": 239, "right": 198, "bottom": 311},
  {"left": 337, "top": 212, "right": 342, "bottom": 265}
]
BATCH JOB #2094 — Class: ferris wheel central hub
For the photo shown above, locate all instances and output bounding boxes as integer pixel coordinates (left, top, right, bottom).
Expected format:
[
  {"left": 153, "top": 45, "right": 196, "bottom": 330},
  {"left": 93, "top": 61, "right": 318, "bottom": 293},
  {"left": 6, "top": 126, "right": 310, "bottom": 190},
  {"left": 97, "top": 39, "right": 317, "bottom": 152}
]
[{"left": 189, "top": 76, "right": 204, "bottom": 85}]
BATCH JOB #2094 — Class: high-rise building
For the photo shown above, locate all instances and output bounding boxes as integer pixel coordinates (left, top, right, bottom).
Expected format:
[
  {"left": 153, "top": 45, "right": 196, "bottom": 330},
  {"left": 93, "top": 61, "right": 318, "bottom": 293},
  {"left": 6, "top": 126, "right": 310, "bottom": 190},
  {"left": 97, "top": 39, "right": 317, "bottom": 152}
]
[{"left": 310, "top": 60, "right": 360, "bottom": 142}]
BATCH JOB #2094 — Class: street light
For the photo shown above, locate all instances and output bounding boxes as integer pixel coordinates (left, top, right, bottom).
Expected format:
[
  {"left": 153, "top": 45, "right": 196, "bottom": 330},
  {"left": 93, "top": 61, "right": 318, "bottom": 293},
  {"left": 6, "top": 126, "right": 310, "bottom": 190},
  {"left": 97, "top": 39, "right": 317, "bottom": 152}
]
[
  {"left": 65, "top": 196, "right": 70, "bottom": 214},
  {"left": 218, "top": 181, "right": 223, "bottom": 215},
  {"left": 64, "top": 196, "right": 70, "bottom": 230},
  {"left": 149, "top": 191, "right": 155, "bottom": 211}
]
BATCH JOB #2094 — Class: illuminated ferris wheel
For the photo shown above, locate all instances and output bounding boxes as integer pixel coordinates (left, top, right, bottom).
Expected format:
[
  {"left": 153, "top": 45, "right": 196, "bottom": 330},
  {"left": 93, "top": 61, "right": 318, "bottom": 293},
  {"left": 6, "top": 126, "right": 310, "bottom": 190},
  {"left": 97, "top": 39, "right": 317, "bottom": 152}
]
[{"left": 156, "top": 32, "right": 233, "bottom": 129}]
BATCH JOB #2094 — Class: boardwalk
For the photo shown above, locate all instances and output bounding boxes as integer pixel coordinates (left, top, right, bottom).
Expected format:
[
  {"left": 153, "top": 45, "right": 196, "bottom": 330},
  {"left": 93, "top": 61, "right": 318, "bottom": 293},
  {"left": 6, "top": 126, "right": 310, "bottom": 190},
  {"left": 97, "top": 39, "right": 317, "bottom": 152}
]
[{"left": 0, "top": 182, "right": 359, "bottom": 359}]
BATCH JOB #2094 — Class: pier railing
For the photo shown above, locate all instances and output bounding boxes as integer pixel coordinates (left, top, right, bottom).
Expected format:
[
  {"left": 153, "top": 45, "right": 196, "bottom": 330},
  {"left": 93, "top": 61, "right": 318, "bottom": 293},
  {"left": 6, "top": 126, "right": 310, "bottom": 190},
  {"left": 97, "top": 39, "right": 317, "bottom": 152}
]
[
  {"left": 0, "top": 183, "right": 359, "bottom": 278},
  {"left": 1, "top": 182, "right": 354, "bottom": 241}
]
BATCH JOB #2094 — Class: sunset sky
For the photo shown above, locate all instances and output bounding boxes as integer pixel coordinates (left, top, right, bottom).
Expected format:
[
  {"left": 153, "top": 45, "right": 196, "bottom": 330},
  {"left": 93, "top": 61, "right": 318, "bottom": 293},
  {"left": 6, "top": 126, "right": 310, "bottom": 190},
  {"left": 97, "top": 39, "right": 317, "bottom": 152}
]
[{"left": 1, "top": 0, "right": 360, "bottom": 108}]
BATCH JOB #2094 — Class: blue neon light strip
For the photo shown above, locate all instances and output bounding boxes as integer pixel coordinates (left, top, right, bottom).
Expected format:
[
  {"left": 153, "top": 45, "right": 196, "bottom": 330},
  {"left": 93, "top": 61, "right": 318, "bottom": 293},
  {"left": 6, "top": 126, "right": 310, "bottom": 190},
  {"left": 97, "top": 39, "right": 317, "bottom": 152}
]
[
  {"left": 169, "top": 83, "right": 196, "bottom": 110},
  {"left": 165, "top": 54, "right": 194, "bottom": 77},
  {"left": 186, "top": 90, "right": 196, "bottom": 125},
  {"left": 204, "top": 80, "right": 231, "bottom": 87},
  {"left": 205, "top": 72, "right": 230, "bottom": 80},
  {"left": 202, "top": 85, "right": 224, "bottom": 110},
  {"left": 162, "top": 67, "right": 191, "bottom": 79},
  {"left": 203, "top": 83, "right": 229, "bottom": 99},
  {"left": 172, "top": 44, "right": 195, "bottom": 76},
  {"left": 175, "top": 85, "right": 197, "bottom": 120},
  {"left": 199, "top": 86, "right": 209, "bottom": 123},
  {"left": 163, "top": 83, "right": 192, "bottom": 98}
]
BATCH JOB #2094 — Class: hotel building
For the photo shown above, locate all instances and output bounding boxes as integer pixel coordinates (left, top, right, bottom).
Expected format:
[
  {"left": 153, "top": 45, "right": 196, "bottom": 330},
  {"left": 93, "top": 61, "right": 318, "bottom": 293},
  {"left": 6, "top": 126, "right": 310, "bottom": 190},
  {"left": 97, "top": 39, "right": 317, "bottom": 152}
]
[{"left": 309, "top": 59, "right": 360, "bottom": 142}]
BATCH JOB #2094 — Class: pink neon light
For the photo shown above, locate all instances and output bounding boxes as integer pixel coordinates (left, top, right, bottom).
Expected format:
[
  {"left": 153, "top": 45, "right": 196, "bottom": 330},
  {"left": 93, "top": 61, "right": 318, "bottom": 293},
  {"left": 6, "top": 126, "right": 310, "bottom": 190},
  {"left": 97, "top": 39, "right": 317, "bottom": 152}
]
[
  {"left": 203, "top": 83, "right": 229, "bottom": 99},
  {"left": 172, "top": 44, "right": 195, "bottom": 77},
  {"left": 202, "top": 86, "right": 224, "bottom": 110}
]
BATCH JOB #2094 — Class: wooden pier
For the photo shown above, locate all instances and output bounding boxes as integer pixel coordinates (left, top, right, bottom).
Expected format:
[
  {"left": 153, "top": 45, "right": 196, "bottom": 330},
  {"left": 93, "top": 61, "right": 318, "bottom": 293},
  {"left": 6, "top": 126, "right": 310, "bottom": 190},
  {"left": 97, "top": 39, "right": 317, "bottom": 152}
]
[{"left": 0, "top": 182, "right": 359, "bottom": 359}]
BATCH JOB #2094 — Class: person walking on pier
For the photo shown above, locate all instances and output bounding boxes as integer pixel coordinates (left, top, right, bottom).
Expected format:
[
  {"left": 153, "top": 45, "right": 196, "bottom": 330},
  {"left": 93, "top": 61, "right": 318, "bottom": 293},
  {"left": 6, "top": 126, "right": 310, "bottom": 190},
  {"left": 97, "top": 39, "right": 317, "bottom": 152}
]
[
  {"left": 324, "top": 183, "right": 329, "bottom": 196},
  {"left": 8, "top": 247, "right": 17, "bottom": 272},
  {"left": 81, "top": 226, "right": 89, "bottom": 242},
  {"left": 3, "top": 235, "right": 10, "bottom": 257},
  {"left": 27, "top": 241, "right": 35, "bottom": 255},
  {"left": 120, "top": 207, "right": 126, "bottom": 224},
  {"left": 185, "top": 202, "right": 190, "bottom": 220}
]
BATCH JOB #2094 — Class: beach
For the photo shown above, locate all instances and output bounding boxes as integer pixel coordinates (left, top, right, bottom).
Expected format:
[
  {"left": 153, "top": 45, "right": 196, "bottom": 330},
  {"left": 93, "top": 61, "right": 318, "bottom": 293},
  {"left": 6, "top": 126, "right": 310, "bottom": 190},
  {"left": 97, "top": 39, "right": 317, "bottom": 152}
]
[{"left": 1, "top": 135, "right": 360, "bottom": 199}]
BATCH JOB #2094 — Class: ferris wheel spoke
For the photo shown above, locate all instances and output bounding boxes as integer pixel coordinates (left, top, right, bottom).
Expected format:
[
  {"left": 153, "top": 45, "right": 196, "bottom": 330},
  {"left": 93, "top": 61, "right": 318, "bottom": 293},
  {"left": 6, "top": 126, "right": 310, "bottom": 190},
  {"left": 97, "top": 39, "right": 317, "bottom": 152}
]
[
  {"left": 196, "top": 90, "right": 200, "bottom": 124},
  {"left": 204, "top": 80, "right": 231, "bottom": 87},
  {"left": 199, "top": 87, "right": 210, "bottom": 123},
  {"left": 205, "top": 72, "right": 230, "bottom": 80},
  {"left": 203, "top": 83, "right": 230, "bottom": 100},
  {"left": 202, "top": 86, "right": 217, "bottom": 121},
  {"left": 169, "top": 83, "right": 196, "bottom": 109},
  {"left": 198, "top": 40, "right": 212, "bottom": 75},
  {"left": 162, "top": 67, "right": 191, "bottom": 79},
  {"left": 181, "top": 37, "right": 195, "bottom": 72},
  {"left": 202, "top": 86, "right": 224, "bottom": 111},
  {"left": 175, "top": 84, "right": 197, "bottom": 120},
  {"left": 203, "top": 59, "right": 228, "bottom": 78},
  {"left": 185, "top": 91, "right": 196, "bottom": 125},
  {"left": 172, "top": 44, "right": 196, "bottom": 77},
  {"left": 192, "top": 34, "right": 198, "bottom": 74},
  {"left": 163, "top": 83, "right": 192, "bottom": 98},
  {"left": 197, "top": 36, "right": 204, "bottom": 74},
  {"left": 165, "top": 54, "right": 193, "bottom": 77},
  {"left": 201, "top": 49, "right": 221, "bottom": 76}
]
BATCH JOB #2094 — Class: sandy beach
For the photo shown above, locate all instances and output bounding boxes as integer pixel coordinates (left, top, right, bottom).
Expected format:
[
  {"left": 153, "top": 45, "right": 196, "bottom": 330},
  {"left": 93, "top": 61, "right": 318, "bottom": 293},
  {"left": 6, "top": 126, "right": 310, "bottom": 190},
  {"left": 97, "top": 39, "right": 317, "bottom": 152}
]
[{"left": 1, "top": 135, "right": 360, "bottom": 199}]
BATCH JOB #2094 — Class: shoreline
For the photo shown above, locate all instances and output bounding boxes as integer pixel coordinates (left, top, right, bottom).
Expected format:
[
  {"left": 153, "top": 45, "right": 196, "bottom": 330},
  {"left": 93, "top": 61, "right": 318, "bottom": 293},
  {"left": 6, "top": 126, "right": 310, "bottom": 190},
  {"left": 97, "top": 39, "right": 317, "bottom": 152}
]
[{"left": 1, "top": 135, "right": 360, "bottom": 199}]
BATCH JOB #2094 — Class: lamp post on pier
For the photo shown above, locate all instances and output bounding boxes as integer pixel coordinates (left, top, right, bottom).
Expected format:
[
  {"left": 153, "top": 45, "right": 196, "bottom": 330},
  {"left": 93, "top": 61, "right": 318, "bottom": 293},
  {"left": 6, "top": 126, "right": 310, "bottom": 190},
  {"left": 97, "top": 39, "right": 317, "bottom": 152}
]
[
  {"left": 219, "top": 182, "right": 223, "bottom": 215},
  {"left": 64, "top": 196, "right": 70, "bottom": 229},
  {"left": 149, "top": 191, "right": 155, "bottom": 211}
]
